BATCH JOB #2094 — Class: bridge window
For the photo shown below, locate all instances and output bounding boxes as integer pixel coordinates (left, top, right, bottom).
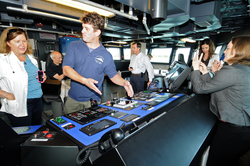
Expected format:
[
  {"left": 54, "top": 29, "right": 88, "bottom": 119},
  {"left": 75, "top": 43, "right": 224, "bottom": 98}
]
[
  {"left": 215, "top": 45, "right": 222, "bottom": 55},
  {"left": 123, "top": 48, "right": 148, "bottom": 60},
  {"left": 124, "top": 48, "right": 131, "bottom": 60},
  {"left": 106, "top": 47, "right": 121, "bottom": 60},
  {"left": 151, "top": 48, "right": 172, "bottom": 63}
]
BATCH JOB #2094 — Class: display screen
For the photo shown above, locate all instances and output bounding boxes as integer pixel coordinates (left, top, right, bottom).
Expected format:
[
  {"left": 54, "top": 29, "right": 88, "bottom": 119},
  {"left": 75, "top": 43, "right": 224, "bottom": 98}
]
[
  {"left": 91, "top": 120, "right": 113, "bottom": 130},
  {"left": 165, "top": 64, "right": 179, "bottom": 79},
  {"left": 164, "top": 62, "right": 187, "bottom": 89},
  {"left": 171, "top": 67, "right": 185, "bottom": 82},
  {"left": 80, "top": 119, "right": 117, "bottom": 136}
]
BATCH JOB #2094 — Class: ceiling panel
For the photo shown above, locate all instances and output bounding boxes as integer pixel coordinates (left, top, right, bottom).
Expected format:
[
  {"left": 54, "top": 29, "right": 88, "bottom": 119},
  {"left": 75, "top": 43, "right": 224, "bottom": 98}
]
[{"left": 0, "top": 0, "right": 249, "bottom": 44}]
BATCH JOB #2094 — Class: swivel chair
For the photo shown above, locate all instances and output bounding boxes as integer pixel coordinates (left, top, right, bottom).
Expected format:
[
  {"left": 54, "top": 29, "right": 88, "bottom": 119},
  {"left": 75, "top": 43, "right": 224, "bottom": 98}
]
[
  {"left": 178, "top": 53, "right": 187, "bottom": 66},
  {"left": 177, "top": 54, "right": 190, "bottom": 92}
]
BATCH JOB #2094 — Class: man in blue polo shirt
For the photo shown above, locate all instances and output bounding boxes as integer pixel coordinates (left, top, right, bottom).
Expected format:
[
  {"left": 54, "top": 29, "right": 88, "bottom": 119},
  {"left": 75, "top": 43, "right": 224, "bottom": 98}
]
[{"left": 63, "top": 12, "right": 134, "bottom": 114}]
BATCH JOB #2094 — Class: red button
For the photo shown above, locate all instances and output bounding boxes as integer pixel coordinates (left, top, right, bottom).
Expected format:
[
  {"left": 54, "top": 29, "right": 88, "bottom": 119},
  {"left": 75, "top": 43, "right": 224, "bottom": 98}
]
[
  {"left": 43, "top": 131, "right": 49, "bottom": 134},
  {"left": 46, "top": 134, "right": 52, "bottom": 138}
]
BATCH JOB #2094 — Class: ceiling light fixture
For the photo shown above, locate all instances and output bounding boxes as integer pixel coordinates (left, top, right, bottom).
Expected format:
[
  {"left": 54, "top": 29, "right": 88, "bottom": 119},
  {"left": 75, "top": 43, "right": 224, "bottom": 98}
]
[
  {"left": 111, "top": 41, "right": 127, "bottom": 44},
  {"left": 103, "top": 41, "right": 127, "bottom": 44},
  {"left": 180, "top": 38, "right": 196, "bottom": 43},
  {"left": 104, "top": 44, "right": 122, "bottom": 47},
  {"left": 45, "top": 0, "right": 115, "bottom": 17}
]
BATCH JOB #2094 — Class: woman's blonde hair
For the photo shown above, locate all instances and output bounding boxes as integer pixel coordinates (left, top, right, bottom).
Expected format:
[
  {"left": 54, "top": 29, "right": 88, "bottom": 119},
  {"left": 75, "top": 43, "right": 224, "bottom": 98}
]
[
  {"left": 227, "top": 36, "right": 250, "bottom": 67},
  {"left": 0, "top": 27, "right": 33, "bottom": 54}
]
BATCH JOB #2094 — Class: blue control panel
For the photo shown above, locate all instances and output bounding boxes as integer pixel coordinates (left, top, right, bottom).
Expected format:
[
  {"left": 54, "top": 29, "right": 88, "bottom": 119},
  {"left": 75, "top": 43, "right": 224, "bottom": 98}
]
[{"left": 48, "top": 93, "right": 184, "bottom": 146}]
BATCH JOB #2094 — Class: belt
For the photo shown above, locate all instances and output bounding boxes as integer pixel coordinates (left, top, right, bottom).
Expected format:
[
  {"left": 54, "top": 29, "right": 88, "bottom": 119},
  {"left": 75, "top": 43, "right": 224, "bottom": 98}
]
[
  {"left": 219, "top": 119, "right": 250, "bottom": 128},
  {"left": 131, "top": 73, "right": 141, "bottom": 76}
]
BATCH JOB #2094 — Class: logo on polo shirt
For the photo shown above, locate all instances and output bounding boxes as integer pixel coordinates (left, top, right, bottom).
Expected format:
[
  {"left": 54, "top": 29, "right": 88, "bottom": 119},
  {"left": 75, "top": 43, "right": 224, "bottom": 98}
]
[{"left": 95, "top": 56, "right": 104, "bottom": 64}]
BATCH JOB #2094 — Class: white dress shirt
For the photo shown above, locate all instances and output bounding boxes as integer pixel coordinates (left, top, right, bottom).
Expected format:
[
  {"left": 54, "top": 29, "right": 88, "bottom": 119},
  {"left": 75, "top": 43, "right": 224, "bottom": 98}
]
[
  {"left": 0, "top": 52, "right": 38, "bottom": 117},
  {"left": 129, "top": 52, "right": 154, "bottom": 81}
]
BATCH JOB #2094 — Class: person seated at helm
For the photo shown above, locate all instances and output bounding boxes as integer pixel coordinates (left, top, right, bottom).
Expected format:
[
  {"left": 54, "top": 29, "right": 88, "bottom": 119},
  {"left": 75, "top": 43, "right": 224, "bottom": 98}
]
[{"left": 47, "top": 51, "right": 65, "bottom": 81}]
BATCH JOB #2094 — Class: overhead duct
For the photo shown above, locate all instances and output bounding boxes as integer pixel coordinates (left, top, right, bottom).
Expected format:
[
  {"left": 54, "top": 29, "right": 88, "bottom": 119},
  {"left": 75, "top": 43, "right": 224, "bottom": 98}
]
[
  {"left": 190, "top": 1, "right": 221, "bottom": 28},
  {"left": 149, "top": 0, "right": 168, "bottom": 20},
  {"left": 0, "top": 13, "right": 34, "bottom": 24},
  {"left": 150, "top": 0, "right": 190, "bottom": 34},
  {"left": 7, "top": 5, "right": 82, "bottom": 23}
]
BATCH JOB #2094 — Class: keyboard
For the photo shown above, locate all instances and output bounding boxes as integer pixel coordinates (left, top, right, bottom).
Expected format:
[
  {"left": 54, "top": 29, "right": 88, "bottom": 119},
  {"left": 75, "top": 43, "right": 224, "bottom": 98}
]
[{"left": 12, "top": 126, "right": 31, "bottom": 134}]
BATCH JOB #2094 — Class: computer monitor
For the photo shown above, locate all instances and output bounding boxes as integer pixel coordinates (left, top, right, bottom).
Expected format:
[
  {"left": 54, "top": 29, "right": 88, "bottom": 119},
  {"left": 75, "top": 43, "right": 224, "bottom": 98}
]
[
  {"left": 148, "top": 77, "right": 164, "bottom": 92},
  {"left": 164, "top": 62, "right": 191, "bottom": 92}
]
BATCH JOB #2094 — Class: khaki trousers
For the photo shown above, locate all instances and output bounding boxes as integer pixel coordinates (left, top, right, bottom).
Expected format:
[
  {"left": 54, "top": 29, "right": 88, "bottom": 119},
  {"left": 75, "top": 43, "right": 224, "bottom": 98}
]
[{"left": 64, "top": 96, "right": 100, "bottom": 114}]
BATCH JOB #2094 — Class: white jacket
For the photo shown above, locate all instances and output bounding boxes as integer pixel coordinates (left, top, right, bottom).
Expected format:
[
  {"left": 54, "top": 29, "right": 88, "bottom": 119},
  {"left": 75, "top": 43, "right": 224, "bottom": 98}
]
[{"left": 0, "top": 51, "right": 39, "bottom": 117}]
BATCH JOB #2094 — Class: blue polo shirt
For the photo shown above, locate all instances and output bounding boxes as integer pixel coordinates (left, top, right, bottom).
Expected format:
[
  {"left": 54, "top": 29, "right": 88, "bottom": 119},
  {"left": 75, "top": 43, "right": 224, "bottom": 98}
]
[{"left": 62, "top": 40, "right": 117, "bottom": 102}]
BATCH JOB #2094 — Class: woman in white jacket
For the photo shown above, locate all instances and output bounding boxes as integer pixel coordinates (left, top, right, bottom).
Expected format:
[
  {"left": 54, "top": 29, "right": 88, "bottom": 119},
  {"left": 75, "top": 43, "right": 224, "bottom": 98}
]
[{"left": 0, "top": 27, "right": 46, "bottom": 127}]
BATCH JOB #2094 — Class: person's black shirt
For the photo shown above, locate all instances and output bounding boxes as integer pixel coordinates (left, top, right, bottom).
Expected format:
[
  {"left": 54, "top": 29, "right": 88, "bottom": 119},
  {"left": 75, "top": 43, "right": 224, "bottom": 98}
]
[
  {"left": 47, "top": 62, "right": 63, "bottom": 80},
  {"left": 201, "top": 58, "right": 209, "bottom": 66}
]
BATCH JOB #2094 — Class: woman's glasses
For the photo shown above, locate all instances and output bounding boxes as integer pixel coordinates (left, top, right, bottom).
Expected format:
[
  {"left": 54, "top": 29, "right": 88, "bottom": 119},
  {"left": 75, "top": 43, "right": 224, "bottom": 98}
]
[{"left": 7, "top": 28, "right": 25, "bottom": 37}]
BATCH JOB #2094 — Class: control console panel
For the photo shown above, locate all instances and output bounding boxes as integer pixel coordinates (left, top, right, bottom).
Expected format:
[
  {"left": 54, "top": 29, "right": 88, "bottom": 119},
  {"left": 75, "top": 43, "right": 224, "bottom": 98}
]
[
  {"left": 80, "top": 119, "right": 117, "bottom": 136},
  {"left": 29, "top": 130, "right": 57, "bottom": 141},
  {"left": 65, "top": 107, "right": 116, "bottom": 125}
]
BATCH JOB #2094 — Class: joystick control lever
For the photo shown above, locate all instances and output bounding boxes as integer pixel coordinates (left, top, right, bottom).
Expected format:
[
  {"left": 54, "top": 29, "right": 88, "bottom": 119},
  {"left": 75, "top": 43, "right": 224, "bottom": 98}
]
[{"left": 90, "top": 98, "right": 98, "bottom": 108}]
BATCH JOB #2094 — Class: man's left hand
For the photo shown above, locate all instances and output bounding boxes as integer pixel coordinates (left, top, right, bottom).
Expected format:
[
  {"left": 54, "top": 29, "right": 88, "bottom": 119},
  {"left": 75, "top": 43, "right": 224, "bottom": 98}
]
[{"left": 147, "top": 81, "right": 152, "bottom": 87}]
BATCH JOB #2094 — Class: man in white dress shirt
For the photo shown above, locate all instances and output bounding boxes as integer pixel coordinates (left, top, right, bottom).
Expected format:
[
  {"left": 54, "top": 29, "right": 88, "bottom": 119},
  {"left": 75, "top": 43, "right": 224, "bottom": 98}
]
[{"left": 128, "top": 42, "right": 154, "bottom": 93}]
